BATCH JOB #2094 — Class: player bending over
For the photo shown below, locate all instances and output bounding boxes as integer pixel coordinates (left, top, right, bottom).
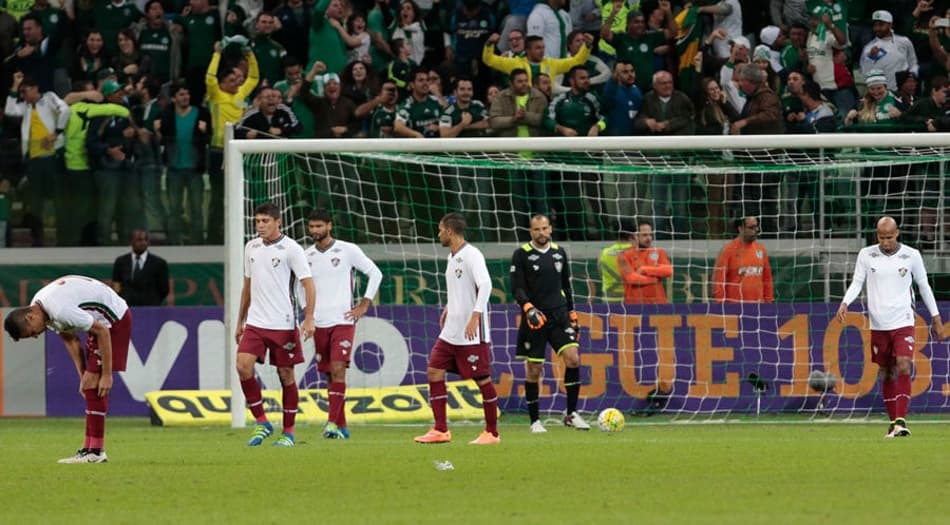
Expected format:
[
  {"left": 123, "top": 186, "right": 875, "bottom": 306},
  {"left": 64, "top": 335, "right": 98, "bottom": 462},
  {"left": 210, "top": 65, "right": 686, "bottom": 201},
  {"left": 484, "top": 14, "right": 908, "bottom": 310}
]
[{"left": 4, "top": 275, "right": 133, "bottom": 463}]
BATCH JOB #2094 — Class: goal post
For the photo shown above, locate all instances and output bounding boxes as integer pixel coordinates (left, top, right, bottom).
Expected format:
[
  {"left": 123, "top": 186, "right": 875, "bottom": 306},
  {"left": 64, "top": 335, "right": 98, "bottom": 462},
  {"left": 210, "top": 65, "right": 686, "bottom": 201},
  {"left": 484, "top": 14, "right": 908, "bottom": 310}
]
[{"left": 225, "top": 130, "right": 950, "bottom": 427}]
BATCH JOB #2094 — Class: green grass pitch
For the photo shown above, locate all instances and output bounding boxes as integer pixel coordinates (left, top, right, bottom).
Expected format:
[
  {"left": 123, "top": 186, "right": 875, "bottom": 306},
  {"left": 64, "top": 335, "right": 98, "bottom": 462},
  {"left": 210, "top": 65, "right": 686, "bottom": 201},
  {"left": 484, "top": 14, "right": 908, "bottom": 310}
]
[{"left": 1, "top": 417, "right": 948, "bottom": 524}]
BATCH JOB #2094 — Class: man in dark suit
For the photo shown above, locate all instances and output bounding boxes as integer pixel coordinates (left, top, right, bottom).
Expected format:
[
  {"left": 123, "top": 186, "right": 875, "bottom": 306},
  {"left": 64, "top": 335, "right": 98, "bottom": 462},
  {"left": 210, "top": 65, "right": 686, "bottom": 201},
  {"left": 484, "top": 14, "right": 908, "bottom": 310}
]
[{"left": 112, "top": 229, "right": 169, "bottom": 306}]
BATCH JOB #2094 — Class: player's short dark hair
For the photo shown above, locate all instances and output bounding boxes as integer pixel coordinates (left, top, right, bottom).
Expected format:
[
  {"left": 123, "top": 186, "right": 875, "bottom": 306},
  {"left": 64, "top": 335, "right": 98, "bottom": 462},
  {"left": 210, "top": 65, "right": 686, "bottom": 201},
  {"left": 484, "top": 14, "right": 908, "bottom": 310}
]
[
  {"left": 509, "top": 68, "right": 528, "bottom": 81},
  {"left": 529, "top": 214, "right": 551, "bottom": 226},
  {"left": 137, "top": 74, "right": 163, "bottom": 98},
  {"left": 637, "top": 219, "right": 653, "bottom": 230},
  {"left": 308, "top": 208, "right": 332, "bottom": 223},
  {"left": 144, "top": 0, "right": 164, "bottom": 12},
  {"left": 254, "top": 202, "right": 281, "bottom": 219},
  {"left": 737, "top": 216, "right": 759, "bottom": 229},
  {"left": 789, "top": 22, "right": 808, "bottom": 33},
  {"left": 441, "top": 212, "right": 466, "bottom": 235},
  {"left": 3, "top": 307, "right": 30, "bottom": 342}
]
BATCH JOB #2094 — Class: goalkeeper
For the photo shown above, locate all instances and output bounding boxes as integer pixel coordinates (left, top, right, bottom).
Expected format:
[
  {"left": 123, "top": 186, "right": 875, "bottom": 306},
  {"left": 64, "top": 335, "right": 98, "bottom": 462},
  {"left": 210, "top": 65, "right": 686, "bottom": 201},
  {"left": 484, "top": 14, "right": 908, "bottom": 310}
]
[{"left": 510, "top": 214, "right": 590, "bottom": 432}]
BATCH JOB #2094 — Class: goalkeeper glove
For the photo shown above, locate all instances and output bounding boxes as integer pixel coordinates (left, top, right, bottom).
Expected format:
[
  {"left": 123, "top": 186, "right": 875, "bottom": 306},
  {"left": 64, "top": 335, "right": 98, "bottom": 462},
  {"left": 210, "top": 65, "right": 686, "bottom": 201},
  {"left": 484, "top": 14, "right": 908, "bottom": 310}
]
[
  {"left": 569, "top": 310, "right": 579, "bottom": 333},
  {"left": 523, "top": 302, "right": 547, "bottom": 330}
]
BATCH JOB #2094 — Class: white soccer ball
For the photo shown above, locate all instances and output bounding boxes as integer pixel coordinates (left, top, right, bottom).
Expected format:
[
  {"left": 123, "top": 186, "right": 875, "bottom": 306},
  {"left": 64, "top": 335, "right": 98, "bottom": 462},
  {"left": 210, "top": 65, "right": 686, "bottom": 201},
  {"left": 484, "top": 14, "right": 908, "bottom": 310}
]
[
  {"left": 597, "top": 408, "right": 625, "bottom": 432},
  {"left": 808, "top": 370, "right": 837, "bottom": 393}
]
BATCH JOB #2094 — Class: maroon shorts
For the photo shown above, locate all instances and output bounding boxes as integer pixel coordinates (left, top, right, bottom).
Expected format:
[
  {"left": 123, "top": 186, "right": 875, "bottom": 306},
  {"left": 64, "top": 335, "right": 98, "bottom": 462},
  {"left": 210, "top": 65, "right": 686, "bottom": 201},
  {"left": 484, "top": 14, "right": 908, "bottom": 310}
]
[
  {"left": 428, "top": 338, "right": 492, "bottom": 380},
  {"left": 85, "top": 310, "right": 133, "bottom": 373},
  {"left": 237, "top": 325, "right": 304, "bottom": 368},
  {"left": 870, "top": 326, "right": 916, "bottom": 367},
  {"left": 314, "top": 325, "right": 356, "bottom": 373}
]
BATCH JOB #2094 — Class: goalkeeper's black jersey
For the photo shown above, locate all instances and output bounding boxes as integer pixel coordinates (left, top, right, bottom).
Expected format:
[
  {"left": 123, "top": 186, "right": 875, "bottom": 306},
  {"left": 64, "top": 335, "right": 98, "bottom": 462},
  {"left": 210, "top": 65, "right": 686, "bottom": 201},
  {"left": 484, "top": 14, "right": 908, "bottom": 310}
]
[{"left": 510, "top": 242, "right": 574, "bottom": 314}]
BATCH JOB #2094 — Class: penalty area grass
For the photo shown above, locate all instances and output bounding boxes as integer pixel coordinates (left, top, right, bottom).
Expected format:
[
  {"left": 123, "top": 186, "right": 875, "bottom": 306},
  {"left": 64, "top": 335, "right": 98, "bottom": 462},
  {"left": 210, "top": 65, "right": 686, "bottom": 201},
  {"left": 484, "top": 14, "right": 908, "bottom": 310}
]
[{"left": 0, "top": 417, "right": 947, "bottom": 524}]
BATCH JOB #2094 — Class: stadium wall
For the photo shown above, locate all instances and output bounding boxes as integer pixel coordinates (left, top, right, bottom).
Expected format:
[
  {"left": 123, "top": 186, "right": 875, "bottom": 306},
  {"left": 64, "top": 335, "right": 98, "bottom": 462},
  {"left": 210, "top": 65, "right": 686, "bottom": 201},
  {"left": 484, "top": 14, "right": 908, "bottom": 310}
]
[{"left": 2, "top": 304, "right": 948, "bottom": 419}]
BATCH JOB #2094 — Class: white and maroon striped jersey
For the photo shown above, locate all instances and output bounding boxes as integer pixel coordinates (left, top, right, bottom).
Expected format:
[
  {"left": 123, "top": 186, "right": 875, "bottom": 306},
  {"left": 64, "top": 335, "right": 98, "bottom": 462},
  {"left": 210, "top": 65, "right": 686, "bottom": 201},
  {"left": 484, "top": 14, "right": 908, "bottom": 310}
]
[
  {"left": 32, "top": 275, "right": 129, "bottom": 334},
  {"left": 244, "top": 235, "right": 311, "bottom": 330},
  {"left": 304, "top": 240, "right": 383, "bottom": 327},
  {"left": 439, "top": 243, "right": 493, "bottom": 346}
]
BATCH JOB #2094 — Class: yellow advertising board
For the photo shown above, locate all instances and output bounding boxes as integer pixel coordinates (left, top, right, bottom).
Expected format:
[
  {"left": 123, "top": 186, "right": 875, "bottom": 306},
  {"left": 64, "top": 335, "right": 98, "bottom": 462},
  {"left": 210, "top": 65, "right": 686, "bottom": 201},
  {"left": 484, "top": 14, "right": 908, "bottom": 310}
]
[{"left": 146, "top": 381, "right": 490, "bottom": 426}]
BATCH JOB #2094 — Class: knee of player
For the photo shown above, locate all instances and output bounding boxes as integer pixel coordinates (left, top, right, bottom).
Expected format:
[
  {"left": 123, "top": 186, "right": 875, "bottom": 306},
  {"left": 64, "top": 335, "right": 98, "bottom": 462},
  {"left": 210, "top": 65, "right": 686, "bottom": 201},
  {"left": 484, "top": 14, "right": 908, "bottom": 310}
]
[
  {"left": 559, "top": 346, "right": 581, "bottom": 368},
  {"left": 426, "top": 367, "right": 446, "bottom": 382},
  {"left": 276, "top": 367, "right": 296, "bottom": 385},
  {"left": 895, "top": 357, "right": 913, "bottom": 376}
]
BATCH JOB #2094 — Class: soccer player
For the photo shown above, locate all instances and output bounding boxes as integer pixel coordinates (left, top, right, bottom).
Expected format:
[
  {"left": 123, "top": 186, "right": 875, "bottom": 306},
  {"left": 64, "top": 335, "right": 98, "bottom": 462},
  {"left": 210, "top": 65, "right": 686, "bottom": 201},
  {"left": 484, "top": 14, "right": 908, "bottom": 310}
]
[
  {"left": 235, "top": 202, "right": 315, "bottom": 447},
  {"left": 618, "top": 220, "right": 673, "bottom": 303},
  {"left": 3, "top": 275, "right": 132, "bottom": 464},
  {"left": 836, "top": 216, "right": 944, "bottom": 438},
  {"left": 510, "top": 214, "right": 590, "bottom": 432},
  {"left": 415, "top": 213, "right": 500, "bottom": 445},
  {"left": 712, "top": 216, "right": 774, "bottom": 303},
  {"left": 303, "top": 209, "right": 383, "bottom": 439}
]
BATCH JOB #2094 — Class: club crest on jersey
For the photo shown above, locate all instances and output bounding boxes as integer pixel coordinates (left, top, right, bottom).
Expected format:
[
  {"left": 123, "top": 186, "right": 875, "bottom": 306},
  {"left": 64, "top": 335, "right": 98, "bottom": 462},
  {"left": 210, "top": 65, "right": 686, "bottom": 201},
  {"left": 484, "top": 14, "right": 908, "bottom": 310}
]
[
  {"left": 554, "top": 262, "right": 563, "bottom": 272},
  {"left": 532, "top": 265, "right": 540, "bottom": 271},
  {"left": 650, "top": 252, "right": 659, "bottom": 260},
  {"left": 898, "top": 267, "right": 908, "bottom": 277},
  {"left": 756, "top": 250, "right": 763, "bottom": 259},
  {"left": 331, "top": 257, "right": 341, "bottom": 267},
  {"left": 455, "top": 268, "right": 463, "bottom": 279},
  {"left": 272, "top": 257, "right": 281, "bottom": 267}
]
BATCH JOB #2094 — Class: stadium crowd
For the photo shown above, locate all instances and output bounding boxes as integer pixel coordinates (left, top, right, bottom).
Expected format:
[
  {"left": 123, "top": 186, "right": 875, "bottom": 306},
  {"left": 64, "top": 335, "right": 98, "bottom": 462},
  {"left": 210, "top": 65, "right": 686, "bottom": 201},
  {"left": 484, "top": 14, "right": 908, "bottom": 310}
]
[{"left": 1, "top": 0, "right": 949, "bottom": 246}]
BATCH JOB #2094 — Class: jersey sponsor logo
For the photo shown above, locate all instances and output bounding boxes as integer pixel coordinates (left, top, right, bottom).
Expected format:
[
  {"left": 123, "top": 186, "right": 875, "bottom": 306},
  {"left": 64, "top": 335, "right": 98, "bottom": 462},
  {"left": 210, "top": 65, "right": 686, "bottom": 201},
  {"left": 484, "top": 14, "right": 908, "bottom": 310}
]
[
  {"left": 639, "top": 43, "right": 648, "bottom": 52},
  {"left": 898, "top": 267, "right": 908, "bottom": 277},
  {"left": 904, "top": 336, "right": 914, "bottom": 344},
  {"left": 467, "top": 354, "right": 479, "bottom": 363},
  {"left": 870, "top": 252, "right": 880, "bottom": 257},
  {"left": 552, "top": 253, "right": 563, "bottom": 260},
  {"left": 282, "top": 341, "right": 296, "bottom": 350},
  {"left": 340, "top": 340, "right": 351, "bottom": 348},
  {"left": 737, "top": 266, "right": 764, "bottom": 277},
  {"left": 528, "top": 254, "right": 539, "bottom": 261}
]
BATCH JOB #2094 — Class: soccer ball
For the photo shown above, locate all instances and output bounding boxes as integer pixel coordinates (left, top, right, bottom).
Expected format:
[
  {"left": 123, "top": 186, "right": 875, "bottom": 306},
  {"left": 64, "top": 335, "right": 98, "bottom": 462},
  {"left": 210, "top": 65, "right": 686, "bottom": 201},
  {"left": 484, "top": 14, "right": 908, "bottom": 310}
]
[
  {"left": 808, "top": 370, "right": 837, "bottom": 393},
  {"left": 597, "top": 408, "right": 625, "bottom": 432}
]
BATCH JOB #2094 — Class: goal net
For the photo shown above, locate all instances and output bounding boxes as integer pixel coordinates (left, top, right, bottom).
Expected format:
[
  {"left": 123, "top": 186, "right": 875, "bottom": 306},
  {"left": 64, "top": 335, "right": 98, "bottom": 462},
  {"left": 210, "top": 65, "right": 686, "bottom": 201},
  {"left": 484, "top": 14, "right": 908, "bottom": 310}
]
[{"left": 225, "top": 132, "right": 950, "bottom": 426}]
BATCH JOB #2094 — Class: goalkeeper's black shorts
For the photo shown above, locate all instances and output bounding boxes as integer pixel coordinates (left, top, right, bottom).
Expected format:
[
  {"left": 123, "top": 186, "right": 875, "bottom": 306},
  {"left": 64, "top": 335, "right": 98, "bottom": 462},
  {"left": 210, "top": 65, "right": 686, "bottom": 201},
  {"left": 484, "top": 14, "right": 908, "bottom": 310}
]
[{"left": 515, "top": 308, "right": 579, "bottom": 362}]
